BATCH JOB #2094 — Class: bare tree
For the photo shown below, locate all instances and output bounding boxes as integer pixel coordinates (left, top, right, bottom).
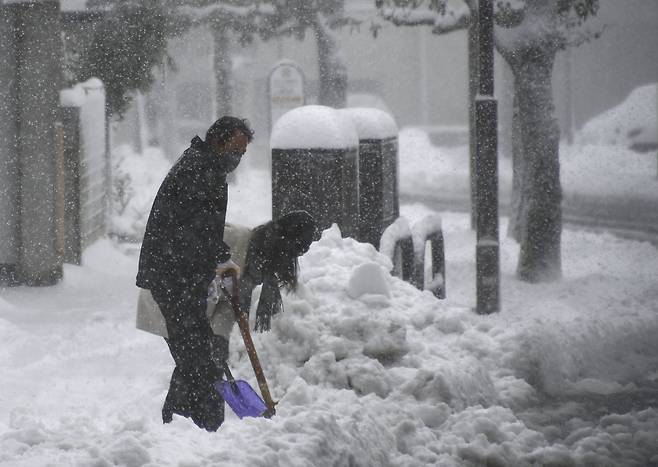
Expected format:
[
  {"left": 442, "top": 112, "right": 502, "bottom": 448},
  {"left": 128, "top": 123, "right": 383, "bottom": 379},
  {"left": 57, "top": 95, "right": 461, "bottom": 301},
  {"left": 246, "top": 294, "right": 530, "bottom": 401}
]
[{"left": 378, "top": 0, "right": 600, "bottom": 282}]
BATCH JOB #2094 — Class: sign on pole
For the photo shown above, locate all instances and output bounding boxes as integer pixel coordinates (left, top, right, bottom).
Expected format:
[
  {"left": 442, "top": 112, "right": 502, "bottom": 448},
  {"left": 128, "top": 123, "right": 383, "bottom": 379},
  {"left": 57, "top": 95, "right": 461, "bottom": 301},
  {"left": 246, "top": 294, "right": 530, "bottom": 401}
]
[{"left": 268, "top": 60, "right": 305, "bottom": 131}]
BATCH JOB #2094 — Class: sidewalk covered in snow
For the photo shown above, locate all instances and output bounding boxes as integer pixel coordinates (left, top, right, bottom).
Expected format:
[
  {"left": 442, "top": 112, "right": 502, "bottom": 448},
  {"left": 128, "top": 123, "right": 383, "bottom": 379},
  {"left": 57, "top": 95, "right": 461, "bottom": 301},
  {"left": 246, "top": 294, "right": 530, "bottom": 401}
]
[{"left": 2, "top": 107, "right": 658, "bottom": 464}]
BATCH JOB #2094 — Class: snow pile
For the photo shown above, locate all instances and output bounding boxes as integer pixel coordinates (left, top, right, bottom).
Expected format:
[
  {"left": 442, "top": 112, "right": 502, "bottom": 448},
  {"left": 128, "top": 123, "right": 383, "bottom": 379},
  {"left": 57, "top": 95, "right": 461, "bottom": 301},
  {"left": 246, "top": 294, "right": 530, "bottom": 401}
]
[
  {"left": 3, "top": 115, "right": 658, "bottom": 465},
  {"left": 577, "top": 83, "right": 657, "bottom": 152},
  {"left": 346, "top": 261, "right": 391, "bottom": 300},
  {"left": 270, "top": 105, "right": 359, "bottom": 150},
  {"left": 109, "top": 145, "right": 171, "bottom": 241},
  {"left": 2, "top": 211, "right": 658, "bottom": 466}
]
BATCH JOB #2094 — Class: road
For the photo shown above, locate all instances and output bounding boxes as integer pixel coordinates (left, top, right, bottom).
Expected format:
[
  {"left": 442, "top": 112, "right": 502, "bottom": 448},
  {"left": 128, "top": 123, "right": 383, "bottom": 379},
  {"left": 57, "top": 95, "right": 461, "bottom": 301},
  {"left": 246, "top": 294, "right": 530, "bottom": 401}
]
[{"left": 402, "top": 191, "right": 658, "bottom": 248}]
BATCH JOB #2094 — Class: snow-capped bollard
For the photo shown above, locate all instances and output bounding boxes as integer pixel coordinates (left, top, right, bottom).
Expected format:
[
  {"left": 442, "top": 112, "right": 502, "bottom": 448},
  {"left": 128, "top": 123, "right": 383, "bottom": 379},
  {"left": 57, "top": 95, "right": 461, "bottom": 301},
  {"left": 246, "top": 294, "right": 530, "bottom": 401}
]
[
  {"left": 338, "top": 108, "right": 399, "bottom": 249},
  {"left": 379, "top": 217, "right": 414, "bottom": 283},
  {"left": 411, "top": 215, "right": 446, "bottom": 299},
  {"left": 270, "top": 106, "right": 360, "bottom": 238}
]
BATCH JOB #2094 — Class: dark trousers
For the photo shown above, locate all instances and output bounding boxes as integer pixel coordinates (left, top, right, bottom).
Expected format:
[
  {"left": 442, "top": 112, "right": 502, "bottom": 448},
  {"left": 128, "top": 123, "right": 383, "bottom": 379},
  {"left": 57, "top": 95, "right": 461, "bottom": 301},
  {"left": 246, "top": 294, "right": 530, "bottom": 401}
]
[{"left": 151, "top": 284, "right": 228, "bottom": 431}]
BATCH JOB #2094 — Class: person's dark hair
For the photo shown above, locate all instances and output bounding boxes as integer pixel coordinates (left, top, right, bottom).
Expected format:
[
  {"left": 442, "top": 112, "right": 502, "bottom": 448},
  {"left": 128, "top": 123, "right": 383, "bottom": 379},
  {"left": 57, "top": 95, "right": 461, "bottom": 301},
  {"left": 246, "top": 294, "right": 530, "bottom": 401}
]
[
  {"left": 244, "top": 211, "right": 318, "bottom": 290},
  {"left": 205, "top": 116, "right": 254, "bottom": 145},
  {"left": 243, "top": 211, "right": 317, "bottom": 332}
]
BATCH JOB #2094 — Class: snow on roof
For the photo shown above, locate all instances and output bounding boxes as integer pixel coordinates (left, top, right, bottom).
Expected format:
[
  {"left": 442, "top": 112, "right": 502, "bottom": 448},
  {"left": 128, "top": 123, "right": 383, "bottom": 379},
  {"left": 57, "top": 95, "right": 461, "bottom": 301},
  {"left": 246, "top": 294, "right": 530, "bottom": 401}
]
[
  {"left": 270, "top": 105, "right": 359, "bottom": 150},
  {"left": 339, "top": 107, "right": 398, "bottom": 140}
]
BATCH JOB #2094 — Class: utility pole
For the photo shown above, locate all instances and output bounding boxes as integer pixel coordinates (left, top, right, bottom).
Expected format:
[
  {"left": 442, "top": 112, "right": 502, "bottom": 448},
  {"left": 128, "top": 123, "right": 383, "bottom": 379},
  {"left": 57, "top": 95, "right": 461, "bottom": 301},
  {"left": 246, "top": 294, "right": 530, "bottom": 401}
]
[
  {"left": 475, "top": 0, "right": 500, "bottom": 314},
  {"left": 468, "top": 7, "right": 479, "bottom": 229}
]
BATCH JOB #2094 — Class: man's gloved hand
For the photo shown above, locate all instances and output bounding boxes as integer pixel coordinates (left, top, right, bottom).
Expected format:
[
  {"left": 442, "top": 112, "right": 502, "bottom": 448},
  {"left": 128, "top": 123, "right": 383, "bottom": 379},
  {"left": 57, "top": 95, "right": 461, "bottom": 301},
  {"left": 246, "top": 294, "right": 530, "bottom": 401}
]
[
  {"left": 207, "top": 280, "right": 220, "bottom": 304},
  {"left": 215, "top": 259, "right": 239, "bottom": 299},
  {"left": 216, "top": 259, "right": 240, "bottom": 279}
]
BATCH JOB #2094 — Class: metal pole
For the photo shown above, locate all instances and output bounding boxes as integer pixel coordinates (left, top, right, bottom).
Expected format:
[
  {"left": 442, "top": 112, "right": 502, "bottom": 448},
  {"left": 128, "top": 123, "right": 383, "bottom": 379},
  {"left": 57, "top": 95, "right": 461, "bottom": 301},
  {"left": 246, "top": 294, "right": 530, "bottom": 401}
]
[
  {"left": 475, "top": 0, "right": 500, "bottom": 314},
  {"left": 468, "top": 12, "right": 479, "bottom": 229}
]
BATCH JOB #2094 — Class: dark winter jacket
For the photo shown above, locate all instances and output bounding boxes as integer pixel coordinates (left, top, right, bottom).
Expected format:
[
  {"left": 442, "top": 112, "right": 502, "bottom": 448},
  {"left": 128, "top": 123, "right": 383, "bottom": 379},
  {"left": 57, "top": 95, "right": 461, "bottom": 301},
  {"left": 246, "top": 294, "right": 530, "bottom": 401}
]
[{"left": 136, "top": 136, "right": 232, "bottom": 291}]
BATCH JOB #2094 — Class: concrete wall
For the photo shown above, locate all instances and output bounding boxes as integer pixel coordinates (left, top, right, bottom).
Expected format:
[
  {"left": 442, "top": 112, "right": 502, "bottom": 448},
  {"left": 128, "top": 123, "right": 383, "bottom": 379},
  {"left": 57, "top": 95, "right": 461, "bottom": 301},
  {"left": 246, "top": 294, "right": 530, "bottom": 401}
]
[
  {"left": 0, "top": 7, "right": 20, "bottom": 283},
  {"left": 0, "top": 0, "right": 64, "bottom": 285},
  {"left": 17, "top": 0, "right": 64, "bottom": 285}
]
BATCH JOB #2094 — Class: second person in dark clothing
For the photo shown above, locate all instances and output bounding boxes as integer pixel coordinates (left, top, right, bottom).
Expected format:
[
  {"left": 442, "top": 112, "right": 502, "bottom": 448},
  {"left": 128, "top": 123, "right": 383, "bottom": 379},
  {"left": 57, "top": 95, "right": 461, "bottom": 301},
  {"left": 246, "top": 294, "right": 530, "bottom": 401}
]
[{"left": 136, "top": 116, "right": 253, "bottom": 431}]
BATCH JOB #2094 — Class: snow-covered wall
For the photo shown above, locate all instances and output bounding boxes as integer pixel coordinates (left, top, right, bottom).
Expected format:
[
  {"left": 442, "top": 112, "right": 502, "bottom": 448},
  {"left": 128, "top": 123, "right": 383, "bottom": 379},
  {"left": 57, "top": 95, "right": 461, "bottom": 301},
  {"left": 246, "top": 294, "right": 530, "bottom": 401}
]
[{"left": 60, "top": 78, "right": 107, "bottom": 255}]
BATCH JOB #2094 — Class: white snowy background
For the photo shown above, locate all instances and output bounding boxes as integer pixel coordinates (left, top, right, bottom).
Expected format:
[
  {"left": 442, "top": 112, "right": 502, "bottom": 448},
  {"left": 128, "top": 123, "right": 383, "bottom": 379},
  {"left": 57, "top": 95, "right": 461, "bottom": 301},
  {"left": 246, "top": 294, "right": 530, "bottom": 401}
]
[{"left": 1, "top": 86, "right": 657, "bottom": 466}]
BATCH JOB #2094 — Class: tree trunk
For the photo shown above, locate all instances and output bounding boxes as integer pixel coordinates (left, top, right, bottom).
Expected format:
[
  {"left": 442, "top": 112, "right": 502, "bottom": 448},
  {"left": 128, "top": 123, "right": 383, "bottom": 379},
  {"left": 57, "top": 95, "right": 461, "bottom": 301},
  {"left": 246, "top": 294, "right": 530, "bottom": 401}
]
[
  {"left": 313, "top": 15, "right": 346, "bottom": 108},
  {"left": 213, "top": 27, "right": 232, "bottom": 118},
  {"left": 510, "top": 46, "right": 562, "bottom": 282},
  {"left": 507, "top": 89, "right": 524, "bottom": 241}
]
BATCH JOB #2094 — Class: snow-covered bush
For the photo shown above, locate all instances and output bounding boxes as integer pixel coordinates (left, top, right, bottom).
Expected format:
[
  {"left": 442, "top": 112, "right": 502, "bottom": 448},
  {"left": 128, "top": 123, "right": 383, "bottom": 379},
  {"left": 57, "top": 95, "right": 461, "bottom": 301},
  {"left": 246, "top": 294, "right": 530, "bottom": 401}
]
[{"left": 109, "top": 145, "right": 171, "bottom": 241}]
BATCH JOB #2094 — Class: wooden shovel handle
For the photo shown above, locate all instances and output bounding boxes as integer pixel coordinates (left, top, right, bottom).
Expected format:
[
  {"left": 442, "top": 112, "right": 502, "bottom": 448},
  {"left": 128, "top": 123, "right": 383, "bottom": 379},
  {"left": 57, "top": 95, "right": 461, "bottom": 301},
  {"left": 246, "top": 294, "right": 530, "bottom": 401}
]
[{"left": 219, "top": 272, "right": 277, "bottom": 417}]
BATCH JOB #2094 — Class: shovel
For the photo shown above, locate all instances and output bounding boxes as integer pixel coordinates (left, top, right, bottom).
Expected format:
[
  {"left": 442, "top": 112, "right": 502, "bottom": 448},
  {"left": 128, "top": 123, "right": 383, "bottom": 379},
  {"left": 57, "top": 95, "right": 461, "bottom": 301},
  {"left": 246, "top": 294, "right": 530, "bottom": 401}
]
[
  {"left": 214, "top": 364, "right": 268, "bottom": 419},
  {"left": 216, "top": 272, "right": 277, "bottom": 418}
]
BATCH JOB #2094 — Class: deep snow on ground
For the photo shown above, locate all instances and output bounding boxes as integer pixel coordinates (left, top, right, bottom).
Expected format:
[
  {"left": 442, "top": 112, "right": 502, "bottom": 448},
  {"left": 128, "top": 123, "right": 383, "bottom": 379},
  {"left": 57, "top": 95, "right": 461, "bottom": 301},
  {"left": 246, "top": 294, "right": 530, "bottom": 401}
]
[
  {"left": 2, "top": 100, "right": 658, "bottom": 465},
  {"left": 1, "top": 206, "right": 657, "bottom": 466}
]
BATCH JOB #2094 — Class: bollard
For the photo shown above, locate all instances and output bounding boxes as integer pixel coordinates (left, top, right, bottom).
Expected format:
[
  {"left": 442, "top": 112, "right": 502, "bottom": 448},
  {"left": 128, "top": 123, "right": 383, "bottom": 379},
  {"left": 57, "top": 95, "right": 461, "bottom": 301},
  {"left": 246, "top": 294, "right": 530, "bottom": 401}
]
[
  {"left": 476, "top": 239, "right": 500, "bottom": 314},
  {"left": 270, "top": 106, "right": 360, "bottom": 238},
  {"left": 379, "top": 217, "right": 414, "bottom": 283},
  {"left": 339, "top": 108, "right": 399, "bottom": 249},
  {"left": 411, "top": 215, "right": 446, "bottom": 299}
]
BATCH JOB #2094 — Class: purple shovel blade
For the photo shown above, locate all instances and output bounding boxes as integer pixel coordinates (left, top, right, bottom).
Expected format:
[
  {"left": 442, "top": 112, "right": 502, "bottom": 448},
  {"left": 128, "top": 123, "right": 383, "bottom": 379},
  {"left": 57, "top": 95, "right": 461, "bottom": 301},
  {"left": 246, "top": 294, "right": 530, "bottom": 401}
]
[{"left": 214, "top": 380, "right": 268, "bottom": 419}]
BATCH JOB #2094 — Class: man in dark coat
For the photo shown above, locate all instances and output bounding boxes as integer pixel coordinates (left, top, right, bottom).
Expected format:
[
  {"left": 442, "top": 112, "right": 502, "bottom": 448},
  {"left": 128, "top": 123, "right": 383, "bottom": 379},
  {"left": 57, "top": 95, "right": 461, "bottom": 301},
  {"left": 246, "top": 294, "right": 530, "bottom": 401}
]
[{"left": 136, "top": 116, "right": 253, "bottom": 431}]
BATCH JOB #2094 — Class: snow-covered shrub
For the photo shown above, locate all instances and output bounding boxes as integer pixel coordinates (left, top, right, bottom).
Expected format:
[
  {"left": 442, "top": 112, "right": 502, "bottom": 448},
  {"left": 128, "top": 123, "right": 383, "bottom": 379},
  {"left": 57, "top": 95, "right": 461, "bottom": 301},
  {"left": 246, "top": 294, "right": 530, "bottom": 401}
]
[{"left": 109, "top": 145, "right": 171, "bottom": 241}]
